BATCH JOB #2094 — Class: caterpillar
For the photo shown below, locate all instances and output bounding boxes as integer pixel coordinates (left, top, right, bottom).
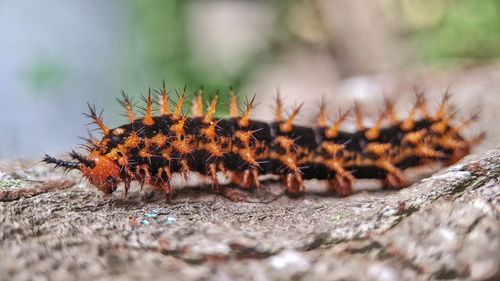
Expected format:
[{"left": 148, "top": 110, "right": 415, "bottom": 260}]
[{"left": 43, "top": 82, "right": 480, "bottom": 200}]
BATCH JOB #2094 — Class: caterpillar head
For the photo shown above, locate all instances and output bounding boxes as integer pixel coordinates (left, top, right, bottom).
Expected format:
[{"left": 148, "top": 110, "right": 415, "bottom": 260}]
[{"left": 43, "top": 150, "right": 122, "bottom": 194}]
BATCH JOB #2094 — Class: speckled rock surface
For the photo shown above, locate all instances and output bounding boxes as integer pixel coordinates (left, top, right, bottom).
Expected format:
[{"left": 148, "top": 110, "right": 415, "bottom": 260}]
[{"left": 0, "top": 150, "right": 499, "bottom": 281}]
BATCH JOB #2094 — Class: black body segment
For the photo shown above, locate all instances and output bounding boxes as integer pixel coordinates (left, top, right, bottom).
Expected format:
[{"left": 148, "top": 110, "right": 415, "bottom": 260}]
[{"left": 100, "top": 112, "right": 465, "bottom": 184}]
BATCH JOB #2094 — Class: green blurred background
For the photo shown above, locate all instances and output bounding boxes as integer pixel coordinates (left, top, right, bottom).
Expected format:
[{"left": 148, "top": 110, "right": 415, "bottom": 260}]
[{"left": 1, "top": 0, "right": 499, "bottom": 158}]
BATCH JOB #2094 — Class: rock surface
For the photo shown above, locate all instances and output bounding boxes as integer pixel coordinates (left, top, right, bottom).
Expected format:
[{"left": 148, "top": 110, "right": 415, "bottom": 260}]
[{"left": 0, "top": 150, "right": 499, "bottom": 281}]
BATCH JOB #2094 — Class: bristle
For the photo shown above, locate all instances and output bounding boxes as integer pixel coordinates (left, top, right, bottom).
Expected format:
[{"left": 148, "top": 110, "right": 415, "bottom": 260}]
[
  {"left": 192, "top": 90, "right": 204, "bottom": 118},
  {"left": 85, "top": 103, "right": 109, "bottom": 135},
  {"left": 174, "top": 92, "right": 186, "bottom": 119},
  {"left": 159, "top": 80, "right": 170, "bottom": 116},
  {"left": 415, "top": 91, "right": 429, "bottom": 119},
  {"left": 70, "top": 150, "right": 95, "bottom": 168},
  {"left": 143, "top": 89, "right": 155, "bottom": 126},
  {"left": 171, "top": 114, "right": 188, "bottom": 135},
  {"left": 203, "top": 95, "right": 218, "bottom": 123},
  {"left": 383, "top": 97, "right": 398, "bottom": 125},
  {"left": 229, "top": 90, "right": 239, "bottom": 118},
  {"left": 317, "top": 97, "right": 328, "bottom": 127},
  {"left": 435, "top": 90, "right": 451, "bottom": 120},
  {"left": 471, "top": 131, "right": 486, "bottom": 145},
  {"left": 401, "top": 106, "right": 417, "bottom": 131},
  {"left": 325, "top": 109, "right": 350, "bottom": 138},
  {"left": 274, "top": 89, "right": 283, "bottom": 122},
  {"left": 79, "top": 129, "right": 100, "bottom": 151},
  {"left": 452, "top": 111, "right": 480, "bottom": 133},
  {"left": 280, "top": 102, "right": 304, "bottom": 133},
  {"left": 354, "top": 101, "right": 364, "bottom": 130},
  {"left": 118, "top": 90, "right": 136, "bottom": 122},
  {"left": 365, "top": 111, "right": 386, "bottom": 140},
  {"left": 239, "top": 95, "right": 256, "bottom": 128}
]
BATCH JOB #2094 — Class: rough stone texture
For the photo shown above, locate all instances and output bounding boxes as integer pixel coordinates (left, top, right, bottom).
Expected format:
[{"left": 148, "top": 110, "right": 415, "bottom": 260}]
[{"left": 0, "top": 149, "right": 499, "bottom": 281}]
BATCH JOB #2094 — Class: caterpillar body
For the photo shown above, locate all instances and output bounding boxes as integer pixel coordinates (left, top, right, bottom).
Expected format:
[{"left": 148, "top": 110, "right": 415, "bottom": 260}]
[{"left": 43, "top": 83, "right": 479, "bottom": 200}]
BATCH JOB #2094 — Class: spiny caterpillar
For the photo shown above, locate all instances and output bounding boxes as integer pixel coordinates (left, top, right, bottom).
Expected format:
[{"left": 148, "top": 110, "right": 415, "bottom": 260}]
[{"left": 44, "top": 82, "right": 480, "bottom": 200}]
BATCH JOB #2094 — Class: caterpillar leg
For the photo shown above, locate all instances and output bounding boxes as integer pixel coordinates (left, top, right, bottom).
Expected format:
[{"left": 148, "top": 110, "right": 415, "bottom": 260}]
[
  {"left": 228, "top": 168, "right": 260, "bottom": 190},
  {"left": 212, "top": 167, "right": 260, "bottom": 202},
  {"left": 377, "top": 160, "right": 409, "bottom": 190},
  {"left": 124, "top": 179, "right": 131, "bottom": 197},
  {"left": 328, "top": 173, "right": 355, "bottom": 197},
  {"left": 136, "top": 164, "right": 152, "bottom": 190},
  {"left": 156, "top": 166, "right": 173, "bottom": 202},
  {"left": 284, "top": 171, "right": 304, "bottom": 196},
  {"left": 158, "top": 182, "right": 172, "bottom": 202},
  {"left": 383, "top": 172, "right": 409, "bottom": 190},
  {"left": 118, "top": 165, "right": 134, "bottom": 197},
  {"left": 208, "top": 163, "right": 220, "bottom": 193},
  {"left": 323, "top": 159, "right": 355, "bottom": 196},
  {"left": 447, "top": 143, "right": 471, "bottom": 165}
]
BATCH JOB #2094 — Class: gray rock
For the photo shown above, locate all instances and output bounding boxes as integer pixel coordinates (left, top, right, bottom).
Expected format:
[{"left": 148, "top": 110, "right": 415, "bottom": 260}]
[{"left": 0, "top": 150, "right": 499, "bottom": 281}]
